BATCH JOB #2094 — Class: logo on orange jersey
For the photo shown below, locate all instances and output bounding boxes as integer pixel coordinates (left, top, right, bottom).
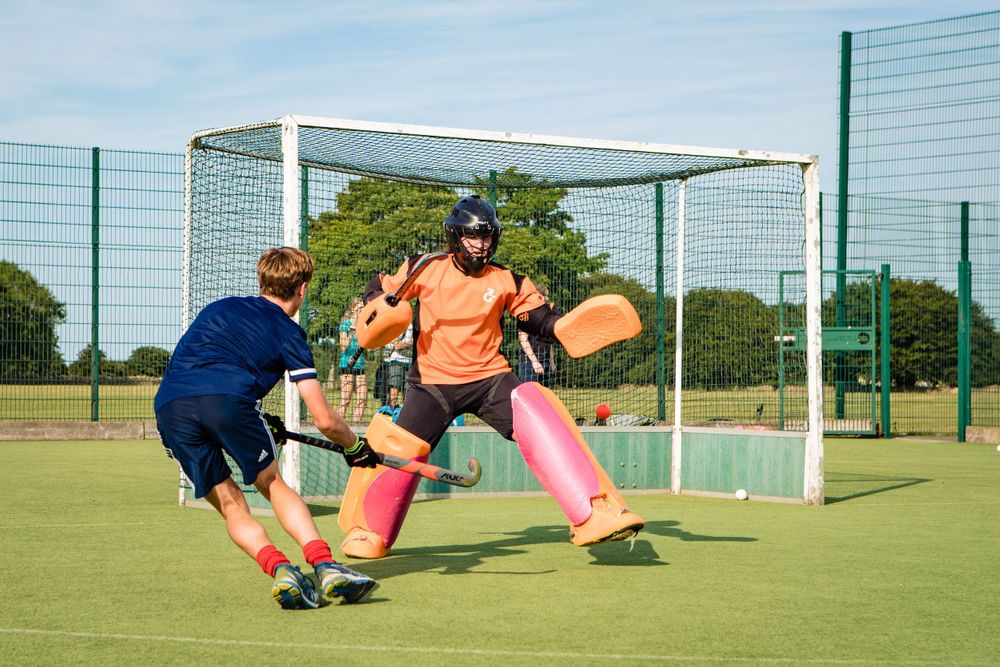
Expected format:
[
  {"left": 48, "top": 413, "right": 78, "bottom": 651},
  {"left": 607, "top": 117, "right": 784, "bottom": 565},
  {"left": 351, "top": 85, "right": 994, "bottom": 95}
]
[{"left": 483, "top": 287, "right": 496, "bottom": 303}]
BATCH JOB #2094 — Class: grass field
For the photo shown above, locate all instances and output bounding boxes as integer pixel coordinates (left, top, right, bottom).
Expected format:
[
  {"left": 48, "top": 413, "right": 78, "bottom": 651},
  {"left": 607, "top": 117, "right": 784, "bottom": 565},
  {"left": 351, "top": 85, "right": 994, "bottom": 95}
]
[{"left": 1, "top": 437, "right": 998, "bottom": 665}]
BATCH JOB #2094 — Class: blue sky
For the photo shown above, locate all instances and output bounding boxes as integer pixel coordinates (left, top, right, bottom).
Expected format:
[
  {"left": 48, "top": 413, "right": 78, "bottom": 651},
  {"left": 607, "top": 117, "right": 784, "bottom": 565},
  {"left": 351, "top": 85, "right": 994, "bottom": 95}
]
[{"left": 3, "top": 0, "right": 999, "bottom": 180}]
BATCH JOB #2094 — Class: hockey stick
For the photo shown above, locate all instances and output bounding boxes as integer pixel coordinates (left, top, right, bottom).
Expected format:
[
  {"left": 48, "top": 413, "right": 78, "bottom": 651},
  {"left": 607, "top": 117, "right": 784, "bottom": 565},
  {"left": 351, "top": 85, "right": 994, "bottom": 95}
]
[
  {"left": 346, "top": 251, "right": 448, "bottom": 369},
  {"left": 283, "top": 429, "right": 482, "bottom": 488}
]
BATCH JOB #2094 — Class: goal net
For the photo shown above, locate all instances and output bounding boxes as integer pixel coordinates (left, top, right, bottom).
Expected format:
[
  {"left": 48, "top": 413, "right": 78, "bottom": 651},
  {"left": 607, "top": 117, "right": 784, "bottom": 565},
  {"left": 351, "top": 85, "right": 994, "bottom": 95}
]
[{"left": 182, "top": 116, "right": 823, "bottom": 507}]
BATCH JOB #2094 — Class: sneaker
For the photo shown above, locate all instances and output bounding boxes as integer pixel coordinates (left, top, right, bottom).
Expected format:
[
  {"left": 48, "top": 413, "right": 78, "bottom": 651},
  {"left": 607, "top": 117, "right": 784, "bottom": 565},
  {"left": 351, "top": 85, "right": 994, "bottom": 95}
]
[
  {"left": 271, "top": 564, "right": 323, "bottom": 610},
  {"left": 315, "top": 561, "right": 378, "bottom": 604}
]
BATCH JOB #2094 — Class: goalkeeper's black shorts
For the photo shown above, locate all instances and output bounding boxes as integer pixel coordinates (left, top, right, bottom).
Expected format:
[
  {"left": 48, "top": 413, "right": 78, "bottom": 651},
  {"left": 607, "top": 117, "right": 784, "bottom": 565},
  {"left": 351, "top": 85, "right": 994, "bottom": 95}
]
[{"left": 394, "top": 371, "right": 519, "bottom": 450}]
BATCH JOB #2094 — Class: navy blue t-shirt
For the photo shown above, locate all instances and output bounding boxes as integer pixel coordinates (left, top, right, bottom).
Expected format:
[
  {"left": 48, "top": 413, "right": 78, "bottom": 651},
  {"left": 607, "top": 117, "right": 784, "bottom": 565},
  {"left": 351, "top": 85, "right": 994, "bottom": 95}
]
[{"left": 154, "top": 296, "right": 317, "bottom": 412}]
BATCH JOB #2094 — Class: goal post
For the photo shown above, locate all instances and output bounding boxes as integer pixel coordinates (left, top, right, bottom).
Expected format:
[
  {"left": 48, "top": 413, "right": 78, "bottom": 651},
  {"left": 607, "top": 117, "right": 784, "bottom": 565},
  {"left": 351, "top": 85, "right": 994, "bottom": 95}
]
[{"left": 181, "top": 114, "right": 824, "bottom": 508}]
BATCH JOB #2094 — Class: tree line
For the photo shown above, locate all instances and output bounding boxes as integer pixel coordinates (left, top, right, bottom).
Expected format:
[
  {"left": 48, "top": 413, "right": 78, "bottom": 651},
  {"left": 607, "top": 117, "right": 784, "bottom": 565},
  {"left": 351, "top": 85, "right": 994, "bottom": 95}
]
[{"left": 1, "top": 260, "right": 170, "bottom": 381}]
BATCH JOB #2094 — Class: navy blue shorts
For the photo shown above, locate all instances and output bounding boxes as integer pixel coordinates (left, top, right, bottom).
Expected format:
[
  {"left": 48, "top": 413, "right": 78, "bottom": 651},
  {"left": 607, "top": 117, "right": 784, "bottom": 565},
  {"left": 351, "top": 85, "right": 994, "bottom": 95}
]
[{"left": 155, "top": 395, "right": 278, "bottom": 498}]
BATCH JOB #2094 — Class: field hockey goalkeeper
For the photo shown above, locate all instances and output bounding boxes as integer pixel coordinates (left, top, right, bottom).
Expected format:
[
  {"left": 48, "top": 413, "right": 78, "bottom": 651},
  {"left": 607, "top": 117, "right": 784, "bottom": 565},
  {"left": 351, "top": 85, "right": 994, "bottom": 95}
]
[{"left": 336, "top": 194, "right": 644, "bottom": 559}]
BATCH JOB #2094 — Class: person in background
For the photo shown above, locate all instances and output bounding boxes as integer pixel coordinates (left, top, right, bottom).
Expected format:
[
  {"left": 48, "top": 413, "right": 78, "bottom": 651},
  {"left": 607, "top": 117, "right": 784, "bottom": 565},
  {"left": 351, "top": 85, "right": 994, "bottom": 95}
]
[
  {"left": 338, "top": 297, "right": 368, "bottom": 424},
  {"left": 384, "top": 324, "right": 413, "bottom": 409},
  {"left": 518, "top": 283, "right": 555, "bottom": 386}
]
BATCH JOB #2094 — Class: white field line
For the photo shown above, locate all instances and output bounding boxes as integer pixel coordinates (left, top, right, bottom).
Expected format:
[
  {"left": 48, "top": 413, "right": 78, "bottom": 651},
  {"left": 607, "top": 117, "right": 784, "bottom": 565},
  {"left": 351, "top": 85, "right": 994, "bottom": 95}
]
[
  {"left": 825, "top": 500, "right": 1000, "bottom": 509},
  {"left": 0, "top": 628, "right": 990, "bottom": 666},
  {"left": 0, "top": 521, "right": 188, "bottom": 530}
]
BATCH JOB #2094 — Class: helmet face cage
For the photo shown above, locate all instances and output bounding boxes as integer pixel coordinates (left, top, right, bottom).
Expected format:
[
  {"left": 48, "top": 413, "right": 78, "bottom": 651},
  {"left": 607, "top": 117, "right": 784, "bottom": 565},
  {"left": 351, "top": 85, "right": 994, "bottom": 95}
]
[{"left": 444, "top": 195, "right": 501, "bottom": 272}]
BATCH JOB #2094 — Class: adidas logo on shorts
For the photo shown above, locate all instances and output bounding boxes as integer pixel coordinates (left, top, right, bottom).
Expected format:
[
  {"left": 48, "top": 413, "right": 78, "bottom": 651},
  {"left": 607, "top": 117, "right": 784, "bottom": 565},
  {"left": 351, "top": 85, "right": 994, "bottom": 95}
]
[{"left": 258, "top": 449, "right": 268, "bottom": 462}]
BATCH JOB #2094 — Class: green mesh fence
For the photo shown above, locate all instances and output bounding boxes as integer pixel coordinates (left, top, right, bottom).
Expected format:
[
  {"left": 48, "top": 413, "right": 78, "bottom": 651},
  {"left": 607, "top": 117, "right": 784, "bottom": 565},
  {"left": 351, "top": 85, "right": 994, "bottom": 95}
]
[
  {"left": 1, "top": 129, "right": 816, "bottom": 448},
  {"left": 778, "top": 269, "right": 878, "bottom": 435},
  {"left": 0, "top": 142, "right": 183, "bottom": 421},
  {"left": 838, "top": 11, "right": 1000, "bottom": 435},
  {"left": 846, "top": 11, "right": 1000, "bottom": 202}
]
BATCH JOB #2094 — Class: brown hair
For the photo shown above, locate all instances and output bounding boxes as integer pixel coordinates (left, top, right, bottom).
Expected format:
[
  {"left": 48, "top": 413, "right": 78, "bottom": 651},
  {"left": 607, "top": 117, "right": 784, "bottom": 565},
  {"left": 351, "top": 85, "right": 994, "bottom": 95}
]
[{"left": 257, "top": 247, "right": 314, "bottom": 300}]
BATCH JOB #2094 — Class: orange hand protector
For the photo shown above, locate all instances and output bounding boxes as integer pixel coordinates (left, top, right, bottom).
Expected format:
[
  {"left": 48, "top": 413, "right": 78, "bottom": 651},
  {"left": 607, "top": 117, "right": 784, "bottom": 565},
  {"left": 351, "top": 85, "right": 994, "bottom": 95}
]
[
  {"left": 355, "top": 294, "right": 413, "bottom": 350},
  {"left": 553, "top": 294, "right": 642, "bottom": 358}
]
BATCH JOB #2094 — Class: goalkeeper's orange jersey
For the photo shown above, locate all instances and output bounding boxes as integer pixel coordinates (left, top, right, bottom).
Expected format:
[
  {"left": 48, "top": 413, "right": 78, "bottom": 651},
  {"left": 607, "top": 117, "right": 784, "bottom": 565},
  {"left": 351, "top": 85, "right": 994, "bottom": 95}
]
[{"left": 379, "top": 253, "right": 545, "bottom": 385}]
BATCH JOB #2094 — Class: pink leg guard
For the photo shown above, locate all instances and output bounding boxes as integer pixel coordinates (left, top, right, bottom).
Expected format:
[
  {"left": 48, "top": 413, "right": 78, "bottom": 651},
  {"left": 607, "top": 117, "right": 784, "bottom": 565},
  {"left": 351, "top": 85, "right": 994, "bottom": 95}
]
[
  {"left": 512, "top": 383, "right": 643, "bottom": 545},
  {"left": 511, "top": 383, "right": 600, "bottom": 526}
]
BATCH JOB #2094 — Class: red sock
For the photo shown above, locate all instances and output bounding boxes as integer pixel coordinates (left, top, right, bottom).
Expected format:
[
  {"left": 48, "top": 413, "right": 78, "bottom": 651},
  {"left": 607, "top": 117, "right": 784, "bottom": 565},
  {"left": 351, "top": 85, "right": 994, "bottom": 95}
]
[
  {"left": 303, "top": 539, "right": 334, "bottom": 567},
  {"left": 255, "top": 544, "right": 290, "bottom": 577}
]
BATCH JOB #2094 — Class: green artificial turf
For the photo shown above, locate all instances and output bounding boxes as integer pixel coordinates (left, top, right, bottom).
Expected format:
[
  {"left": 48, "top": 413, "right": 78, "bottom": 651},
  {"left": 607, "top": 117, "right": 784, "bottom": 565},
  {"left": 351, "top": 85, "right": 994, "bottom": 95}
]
[{"left": 1, "top": 437, "right": 998, "bottom": 665}]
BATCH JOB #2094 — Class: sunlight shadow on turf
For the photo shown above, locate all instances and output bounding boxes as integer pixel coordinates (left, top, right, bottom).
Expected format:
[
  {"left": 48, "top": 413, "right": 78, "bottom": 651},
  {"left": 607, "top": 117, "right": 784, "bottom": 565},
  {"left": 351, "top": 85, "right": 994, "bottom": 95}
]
[
  {"left": 344, "top": 519, "right": 759, "bottom": 578},
  {"left": 349, "top": 524, "right": 567, "bottom": 580},
  {"left": 585, "top": 519, "right": 757, "bottom": 566},
  {"left": 640, "top": 519, "right": 757, "bottom": 544},
  {"left": 586, "top": 538, "right": 664, "bottom": 566},
  {"left": 823, "top": 471, "right": 932, "bottom": 504}
]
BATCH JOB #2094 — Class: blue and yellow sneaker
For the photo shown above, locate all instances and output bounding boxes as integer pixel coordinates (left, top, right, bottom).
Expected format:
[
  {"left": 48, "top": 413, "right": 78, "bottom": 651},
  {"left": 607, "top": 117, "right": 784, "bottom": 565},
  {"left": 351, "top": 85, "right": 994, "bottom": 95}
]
[
  {"left": 272, "top": 564, "right": 322, "bottom": 610},
  {"left": 315, "top": 561, "right": 378, "bottom": 604}
]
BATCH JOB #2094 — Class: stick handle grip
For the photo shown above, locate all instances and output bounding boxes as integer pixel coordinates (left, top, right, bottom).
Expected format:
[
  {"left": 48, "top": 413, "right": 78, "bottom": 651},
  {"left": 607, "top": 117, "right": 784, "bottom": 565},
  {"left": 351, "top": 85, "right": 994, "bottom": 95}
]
[{"left": 287, "top": 431, "right": 345, "bottom": 453}]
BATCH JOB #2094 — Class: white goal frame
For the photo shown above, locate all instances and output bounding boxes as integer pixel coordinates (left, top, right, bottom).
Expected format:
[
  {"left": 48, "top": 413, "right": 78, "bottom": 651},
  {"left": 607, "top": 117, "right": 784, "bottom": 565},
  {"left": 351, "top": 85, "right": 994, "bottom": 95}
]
[{"left": 183, "top": 115, "right": 824, "bottom": 505}]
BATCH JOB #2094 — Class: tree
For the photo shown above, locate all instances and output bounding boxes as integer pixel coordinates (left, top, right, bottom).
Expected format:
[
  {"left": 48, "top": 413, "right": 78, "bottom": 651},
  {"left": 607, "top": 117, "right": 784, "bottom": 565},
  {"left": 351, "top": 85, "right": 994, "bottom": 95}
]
[
  {"left": 478, "top": 167, "right": 608, "bottom": 302},
  {"left": 822, "top": 277, "right": 1000, "bottom": 388},
  {"left": 682, "top": 288, "right": 779, "bottom": 388},
  {"left": 878, "top": 278, "right": 998, "bottom": 388},
  {"left": 125, "top": 346, "right": 171, "bottom": 377},
  {"left": 67, "top": 345, "right": 125, "bottom": 379},
  {"left": 306, "top": 172, "right": 608, "bottom": 345},
  {"left": 306, "top": 178, "right": 457, "bottom": 339},
  {"left": 0, "top": 261, "right": 66, "bottom": 380}
]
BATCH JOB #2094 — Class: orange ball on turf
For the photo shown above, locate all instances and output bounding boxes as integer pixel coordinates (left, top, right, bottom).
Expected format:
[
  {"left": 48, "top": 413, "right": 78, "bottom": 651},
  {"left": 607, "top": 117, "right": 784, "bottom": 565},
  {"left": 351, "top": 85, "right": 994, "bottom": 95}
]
[{"left": 595, "top": 403, "right": 611, "bottom": 420}]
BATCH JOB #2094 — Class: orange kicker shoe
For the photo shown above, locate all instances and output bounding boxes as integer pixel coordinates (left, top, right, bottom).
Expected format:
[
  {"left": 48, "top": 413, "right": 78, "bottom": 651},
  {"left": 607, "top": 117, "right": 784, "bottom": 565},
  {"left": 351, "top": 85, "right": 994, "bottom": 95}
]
[
  {"left": 340, "top": 527, "right": 390, "bottom": 559},
  {"left": 569, "top": 496, "right": 645, "bottom": 546}
]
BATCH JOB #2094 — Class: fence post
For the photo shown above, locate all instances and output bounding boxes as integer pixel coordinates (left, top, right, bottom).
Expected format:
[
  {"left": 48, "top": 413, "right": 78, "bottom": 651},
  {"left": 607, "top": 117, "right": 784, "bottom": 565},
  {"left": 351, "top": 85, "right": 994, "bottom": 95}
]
[
  {"left": 962, "top": 201, "right": 972, "bottom": 425},
  {"left": 957, "top": 201, "right": 971, "bottom": 442},
  {"left": 835, "top": 31, "right": 853, "bottom": 421},
  {"left": 655, "top": 182, "right": 666, "bottom": 421},
  {"left": 880, "top": 264, "right": 890, "bottom": 438},
  {"left": 958, "top": 260, "right": 971, "bottom": 442},
  {"left": 90, "top": 147, "right": 101, "bottom": 422}
]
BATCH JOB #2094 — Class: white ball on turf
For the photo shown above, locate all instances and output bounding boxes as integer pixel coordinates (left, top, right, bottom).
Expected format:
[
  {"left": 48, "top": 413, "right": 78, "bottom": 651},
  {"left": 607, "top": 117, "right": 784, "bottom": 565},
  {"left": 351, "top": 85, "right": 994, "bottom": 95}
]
[
  {"left": 735, "top": 488, "right": 748, "bottom": 501},
  {"left": 996, "top": 445, "right": 1000, "bottom": 452}
]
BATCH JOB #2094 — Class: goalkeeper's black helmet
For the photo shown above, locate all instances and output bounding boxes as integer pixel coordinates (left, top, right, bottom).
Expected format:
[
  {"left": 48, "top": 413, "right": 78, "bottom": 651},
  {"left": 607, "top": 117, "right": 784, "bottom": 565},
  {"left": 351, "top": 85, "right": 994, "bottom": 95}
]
[{"left": 444, "top": 194, "right": 501, "bottom": 274}]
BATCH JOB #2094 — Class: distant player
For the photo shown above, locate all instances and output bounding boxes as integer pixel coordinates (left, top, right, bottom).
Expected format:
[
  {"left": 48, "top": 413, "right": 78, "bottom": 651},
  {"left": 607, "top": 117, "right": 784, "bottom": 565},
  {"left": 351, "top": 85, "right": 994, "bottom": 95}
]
[
  {"left": 337, "top": 298, "right": 368, "bottom": 423},
  {"left": 517, "top": 283, "right": 555, "bottom": 385},
  {"left": 338, "top": 195, "right": 645, "bottom": 559},
  {"left": 155, "top": 247, "right": 379, "bottom": 609}
]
